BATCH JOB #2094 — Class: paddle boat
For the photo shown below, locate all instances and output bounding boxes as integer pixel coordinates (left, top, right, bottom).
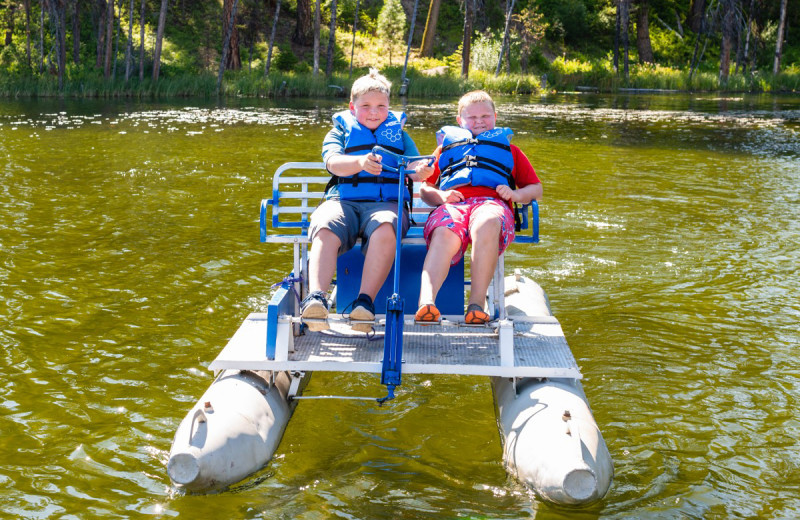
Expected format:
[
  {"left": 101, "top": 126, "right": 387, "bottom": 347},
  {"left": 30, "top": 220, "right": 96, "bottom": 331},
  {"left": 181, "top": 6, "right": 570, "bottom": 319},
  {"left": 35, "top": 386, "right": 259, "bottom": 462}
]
[{"left": 167, "top": 150, "right": 613, "bottom": 505}]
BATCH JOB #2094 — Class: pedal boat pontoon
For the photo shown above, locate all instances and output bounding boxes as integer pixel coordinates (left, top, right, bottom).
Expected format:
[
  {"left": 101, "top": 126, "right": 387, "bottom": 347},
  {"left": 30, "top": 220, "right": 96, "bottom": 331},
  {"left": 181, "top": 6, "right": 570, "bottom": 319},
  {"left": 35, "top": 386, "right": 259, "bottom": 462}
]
[{"left": 167, "top": 155, "right": 613, "bottom": 506}]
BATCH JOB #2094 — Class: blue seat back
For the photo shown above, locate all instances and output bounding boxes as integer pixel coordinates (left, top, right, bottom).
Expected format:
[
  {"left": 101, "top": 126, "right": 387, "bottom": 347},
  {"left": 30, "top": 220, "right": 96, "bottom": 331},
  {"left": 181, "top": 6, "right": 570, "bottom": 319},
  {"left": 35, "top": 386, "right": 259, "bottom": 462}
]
[{"left": 336, "top": 243, "right": 465, "bottom": 315}]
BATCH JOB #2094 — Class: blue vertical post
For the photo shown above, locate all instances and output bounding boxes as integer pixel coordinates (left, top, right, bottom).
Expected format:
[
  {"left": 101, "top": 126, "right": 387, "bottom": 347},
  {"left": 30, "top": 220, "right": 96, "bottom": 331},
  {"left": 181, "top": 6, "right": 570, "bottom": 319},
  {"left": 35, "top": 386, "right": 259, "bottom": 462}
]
[{"left": 378, "top": 152, "right": 406, "bottom": 404}]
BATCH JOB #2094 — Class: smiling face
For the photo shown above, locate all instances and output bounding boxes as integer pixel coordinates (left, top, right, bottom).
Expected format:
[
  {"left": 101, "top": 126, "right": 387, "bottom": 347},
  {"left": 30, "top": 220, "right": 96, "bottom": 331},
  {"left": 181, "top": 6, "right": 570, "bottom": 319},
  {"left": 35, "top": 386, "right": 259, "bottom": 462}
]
[
  {"left": 350, "top": 91, "right": 390, "bottom": 130},
  {"left": 456, "top": 100, "right": 497, "bottom": 136}
]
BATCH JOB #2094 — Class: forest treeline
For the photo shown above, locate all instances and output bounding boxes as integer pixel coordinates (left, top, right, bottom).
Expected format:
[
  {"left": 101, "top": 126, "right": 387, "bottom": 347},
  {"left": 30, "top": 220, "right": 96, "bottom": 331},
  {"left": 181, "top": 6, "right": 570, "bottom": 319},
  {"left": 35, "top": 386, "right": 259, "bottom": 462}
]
[{"left": 0, "top": 0, "right": 797, "bottom": 97}]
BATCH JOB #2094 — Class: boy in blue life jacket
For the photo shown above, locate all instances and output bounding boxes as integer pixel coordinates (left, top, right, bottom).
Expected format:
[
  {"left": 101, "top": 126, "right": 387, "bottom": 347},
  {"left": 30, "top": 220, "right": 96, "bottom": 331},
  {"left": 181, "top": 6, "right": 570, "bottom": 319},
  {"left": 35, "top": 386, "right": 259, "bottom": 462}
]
[
  {"left": 301, "top": 69, "right": 434, "bottom": 332},
  {"left": 415, "top": 90, "right": 543, "bottom": 324}
]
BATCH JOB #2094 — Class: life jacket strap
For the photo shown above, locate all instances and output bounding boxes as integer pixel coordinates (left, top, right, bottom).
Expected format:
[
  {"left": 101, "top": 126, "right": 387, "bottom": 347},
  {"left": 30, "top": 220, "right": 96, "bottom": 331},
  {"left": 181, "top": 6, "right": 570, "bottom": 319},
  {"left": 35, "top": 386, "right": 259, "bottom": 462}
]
[
  {"left": 440, "top": 157, "right": 516, "bottom": 189},
  {"left": 441, "top": 138, "right": 511, "bottom": 154}
]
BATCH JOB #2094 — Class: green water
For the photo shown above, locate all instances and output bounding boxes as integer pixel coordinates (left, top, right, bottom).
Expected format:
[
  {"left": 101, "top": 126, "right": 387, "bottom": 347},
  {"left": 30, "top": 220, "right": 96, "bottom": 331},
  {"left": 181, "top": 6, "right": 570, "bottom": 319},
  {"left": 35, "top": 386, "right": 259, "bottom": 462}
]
[{"left": 1, "top": 94, "right": 799, "bottom": 519}]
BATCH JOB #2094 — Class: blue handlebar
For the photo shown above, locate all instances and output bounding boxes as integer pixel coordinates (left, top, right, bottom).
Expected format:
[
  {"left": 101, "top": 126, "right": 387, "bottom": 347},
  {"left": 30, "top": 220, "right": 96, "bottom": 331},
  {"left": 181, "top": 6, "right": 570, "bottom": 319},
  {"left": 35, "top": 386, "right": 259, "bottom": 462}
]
[{"left": 371, "top": 146, "right": 435, "bottom": 175}]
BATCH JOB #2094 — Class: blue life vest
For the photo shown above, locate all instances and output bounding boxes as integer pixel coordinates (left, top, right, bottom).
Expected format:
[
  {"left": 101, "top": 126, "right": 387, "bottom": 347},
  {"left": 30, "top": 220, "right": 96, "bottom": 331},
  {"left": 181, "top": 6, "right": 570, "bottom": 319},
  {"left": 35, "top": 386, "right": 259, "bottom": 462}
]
[
  {"left": 329, "top": 110, "right": 410, "bottom": 202},
  {"left": 436, "top": 126, "right": 515, "bottom": 191}
]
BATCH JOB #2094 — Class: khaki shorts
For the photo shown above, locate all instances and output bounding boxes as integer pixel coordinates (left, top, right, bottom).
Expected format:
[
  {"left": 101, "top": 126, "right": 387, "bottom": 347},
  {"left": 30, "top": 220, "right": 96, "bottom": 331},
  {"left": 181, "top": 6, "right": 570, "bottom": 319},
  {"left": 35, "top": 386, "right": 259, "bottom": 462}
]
[{"left": 309, "top": 199, "right": 410, "bottom": 255}]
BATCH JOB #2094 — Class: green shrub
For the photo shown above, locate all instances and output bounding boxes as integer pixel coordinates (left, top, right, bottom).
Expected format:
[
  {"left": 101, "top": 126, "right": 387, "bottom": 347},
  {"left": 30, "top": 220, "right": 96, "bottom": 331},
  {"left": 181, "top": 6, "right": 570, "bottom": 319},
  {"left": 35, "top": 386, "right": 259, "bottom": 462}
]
[
  {"left": 275, "top": 45, "right": 299, "bottom": 71},
  {"left": 471, "top": 31, "right": 504, "bottom": 72}
]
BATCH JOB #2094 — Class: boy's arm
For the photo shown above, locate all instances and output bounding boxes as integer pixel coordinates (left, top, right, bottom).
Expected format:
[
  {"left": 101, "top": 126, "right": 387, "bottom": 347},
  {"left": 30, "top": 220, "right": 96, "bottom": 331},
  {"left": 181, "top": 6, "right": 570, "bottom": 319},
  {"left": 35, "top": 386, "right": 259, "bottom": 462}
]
[
  {"left": 322, "top": 126, "right": 382, "bottom": 176},
  {"left": 327, "top": 153, "right": 383, "bottom": 176},
  {"left": 401, "top": 133, "right": 435, "bottom": 182},
  {"left": 496, "top": 183, "right": 542, "bottom": 204},
  {"left": 495, "top": 146, "right": 542, "bottom": 203},
  {"left": 420, "top": 182, "right": 465, "bottom": 205}
]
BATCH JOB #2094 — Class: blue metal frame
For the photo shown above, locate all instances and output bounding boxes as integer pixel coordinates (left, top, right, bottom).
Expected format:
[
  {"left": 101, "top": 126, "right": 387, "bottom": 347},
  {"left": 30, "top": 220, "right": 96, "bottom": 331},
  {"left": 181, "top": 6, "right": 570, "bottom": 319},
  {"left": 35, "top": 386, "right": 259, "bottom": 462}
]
[
  {"left": 265, "top": 278, "right": 297, "bottom": 359},
  {"left": 514, "top": 201, "right": 540, "bottom": 244},
  {"left": 371, "top": 147, "right": 435, "bottom": 404}
]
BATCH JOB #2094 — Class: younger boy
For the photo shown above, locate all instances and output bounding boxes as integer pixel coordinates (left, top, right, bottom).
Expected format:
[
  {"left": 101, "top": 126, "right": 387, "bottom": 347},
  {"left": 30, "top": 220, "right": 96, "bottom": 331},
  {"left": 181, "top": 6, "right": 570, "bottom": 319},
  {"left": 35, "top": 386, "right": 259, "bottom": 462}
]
[
  {"left": 301, "top": 69, "right": 433, "bottom": 332},
  {"left": 415, "top": 90, "right": 542, "bottom": 324}
]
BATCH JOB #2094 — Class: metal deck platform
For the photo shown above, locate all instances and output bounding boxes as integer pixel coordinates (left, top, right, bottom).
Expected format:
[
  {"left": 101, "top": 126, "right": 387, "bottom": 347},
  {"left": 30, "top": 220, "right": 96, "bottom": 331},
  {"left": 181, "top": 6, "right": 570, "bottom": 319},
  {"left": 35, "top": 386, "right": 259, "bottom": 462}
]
[{"left": 209, "top": 313, "right": 582, "bottom": 379}]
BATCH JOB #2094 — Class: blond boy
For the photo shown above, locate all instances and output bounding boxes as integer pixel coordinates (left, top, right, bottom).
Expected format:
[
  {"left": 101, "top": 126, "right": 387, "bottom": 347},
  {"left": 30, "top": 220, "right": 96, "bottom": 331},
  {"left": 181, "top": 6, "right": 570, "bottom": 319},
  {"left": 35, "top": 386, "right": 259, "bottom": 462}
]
[
  {"left": 415, "top": 91, "right": 543, "bottom": 324},
  {"left": 302, "top": 69, "right": 433, "bottom": 332}
]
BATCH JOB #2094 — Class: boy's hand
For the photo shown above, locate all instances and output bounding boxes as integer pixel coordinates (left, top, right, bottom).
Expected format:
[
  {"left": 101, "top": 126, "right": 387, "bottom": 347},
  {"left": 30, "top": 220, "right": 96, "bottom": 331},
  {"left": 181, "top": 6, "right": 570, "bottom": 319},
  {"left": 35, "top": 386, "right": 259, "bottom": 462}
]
[
  {"left": 359, "top": 152, "right": 383, "bottom": 175},
  {"left": 408, "top": 160, "right": 434, "bottom": 182},
  {"left": 495, "top": 184, "right": 517, "bottom": 202},
  {"left": 439, "top": 189, "right": 464, "bottom": 204}
]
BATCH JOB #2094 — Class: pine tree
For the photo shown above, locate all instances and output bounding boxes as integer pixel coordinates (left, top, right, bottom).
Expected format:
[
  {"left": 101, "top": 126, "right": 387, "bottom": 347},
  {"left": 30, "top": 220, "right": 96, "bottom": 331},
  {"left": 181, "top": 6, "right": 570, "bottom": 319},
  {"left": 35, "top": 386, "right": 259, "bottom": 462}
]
[{"left": 378, "top": 0, "right": 406, "bottom": 66}]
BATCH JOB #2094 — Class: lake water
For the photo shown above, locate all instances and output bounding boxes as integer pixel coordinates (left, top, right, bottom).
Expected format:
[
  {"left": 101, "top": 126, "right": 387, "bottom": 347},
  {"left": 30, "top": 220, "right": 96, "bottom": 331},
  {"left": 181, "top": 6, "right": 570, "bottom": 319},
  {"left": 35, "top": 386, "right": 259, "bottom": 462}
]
[{"left": 1, "top": 93, "right": 799, "bottom": 519}]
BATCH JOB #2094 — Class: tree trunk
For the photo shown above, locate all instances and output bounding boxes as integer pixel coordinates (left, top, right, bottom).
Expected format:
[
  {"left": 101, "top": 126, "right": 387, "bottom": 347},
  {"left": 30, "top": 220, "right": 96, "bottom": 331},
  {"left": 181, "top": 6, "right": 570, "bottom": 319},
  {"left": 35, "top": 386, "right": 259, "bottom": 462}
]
[
  {"left": 742, "top": 0, "right": 754, "bottom": 74},
  {"left": 636, "top": 0, "right": 654, "bottom": 64},
  {"left": 495, "top": 0, "right": 515, "bottom": 76},
  {"left": 104, "top": 0, "right": 114, "bottom": 78},
  {"left": 125, "top": 0, "right": 134, "bottom": 80},
  {"left": 4, "top": 2, "right": 14, "bottom": 46},
  {"left": 139, "top": 0, "right": 145, "bottom": 80},
  {"left": 613, "top": 1, "right": 619, "bottom": 73},
  {"left": 325, "top": 0, "right": 338, "bottom": 78},
  {"left": 39, "top": 1, "right": 44, "bottom": 71},
  {"left": 401, "top": 0, "right": 420, "bottom": 83},
  {"left": 719, "top": 0, "right": 735, "bottom": 85},
  {"left": 217, "top": 0, "right": 238, "bottom": 92},
  {"left": 265, "top": 0, "right": 281, "bottom": 75},
  {"left": 24, "top": 0, "right": 31, "bottom": 67},
  {"left": 59, "top": 0, "right": 66, "bottom": 72},
  {"left": 773, "top": 0, "right": 788, "bottom": 74},
  {"left": 419, "top": 0, "right": 440, "bottom": 57},
  {"left": 461, "top": 0, "right": 473, "bottom": 78},
  {"left": 620, "top": 0, "right": 630, "bottom": 78},
  {"left": 223, "top": 0, "right": 241, "bottom": 71},
  {"left": 152, "top": 0, "right": 168, "bottom": 82},
  {"left": 687, "top": 0, "right": 705, "bottom": 34},
  {"left": 349, "top": 0, "right": 359, "bottom": 76},
  {"left": 96, "top": 0, "right": 106, "bottom": 69},
  {"left": 113, "top": 0, "right": 122, "bottom": 79},
  {"left": 312, "top": 0, "right": 320, "bottom": 75},
  {"left": 46, "top": 1, "right": 66, "bottom": 89},
  {"left": 72, "top": 0, "right": 79, "bottom": 63},
  {"left": 293, "top": 0, "right": 312, "bottom": 45}
]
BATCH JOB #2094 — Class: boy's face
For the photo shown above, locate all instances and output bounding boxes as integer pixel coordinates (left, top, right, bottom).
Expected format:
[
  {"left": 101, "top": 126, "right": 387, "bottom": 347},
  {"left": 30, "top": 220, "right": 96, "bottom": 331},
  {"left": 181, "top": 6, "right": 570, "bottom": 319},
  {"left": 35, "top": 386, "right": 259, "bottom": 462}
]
[
  {"left": 350, "top": 91, "right": 390, "bottom": 130},
  {"left": 457, "top": 101, "right": 496, "bottom": 136}
]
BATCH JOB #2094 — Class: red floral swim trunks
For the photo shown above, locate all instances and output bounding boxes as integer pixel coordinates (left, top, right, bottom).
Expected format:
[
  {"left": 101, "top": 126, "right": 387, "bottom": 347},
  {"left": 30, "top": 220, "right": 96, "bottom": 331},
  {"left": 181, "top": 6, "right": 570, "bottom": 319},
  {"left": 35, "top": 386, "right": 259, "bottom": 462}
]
[{"left": 422, "top": 196, "right": 516, "bottom": 265}]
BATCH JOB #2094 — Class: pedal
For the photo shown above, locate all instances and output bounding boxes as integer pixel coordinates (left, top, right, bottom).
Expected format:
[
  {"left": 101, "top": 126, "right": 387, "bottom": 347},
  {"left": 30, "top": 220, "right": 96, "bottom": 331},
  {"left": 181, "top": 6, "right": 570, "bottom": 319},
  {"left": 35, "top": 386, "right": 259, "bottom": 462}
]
[
  {"left": 302, "top": 317, "right": 330, "bottom": 332},
  {"left": 349, "top": 319, "right": 376, "bottom": 333}
]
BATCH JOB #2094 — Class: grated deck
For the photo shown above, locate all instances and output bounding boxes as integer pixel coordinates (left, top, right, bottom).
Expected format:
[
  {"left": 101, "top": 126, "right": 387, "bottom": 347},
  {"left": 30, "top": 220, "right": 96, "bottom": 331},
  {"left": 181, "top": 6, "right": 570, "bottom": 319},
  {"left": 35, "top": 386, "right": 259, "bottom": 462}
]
[{"left": 209, "top": 313, "right": 581, "bottom": 379}]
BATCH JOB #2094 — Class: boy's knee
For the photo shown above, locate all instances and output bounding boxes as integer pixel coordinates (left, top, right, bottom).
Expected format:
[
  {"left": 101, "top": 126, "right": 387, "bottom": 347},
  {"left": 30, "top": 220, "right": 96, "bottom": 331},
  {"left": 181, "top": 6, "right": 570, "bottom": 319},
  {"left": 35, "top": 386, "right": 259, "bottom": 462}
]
[
  {"left": 313, "top": 228, "right": 342, "bottom": 247},
  {"left": 372, "top": 222, "right": 397, "bottom": 241},
  {"left": 472, "top": 215, "right": 501, "bottom": 234},
  {"left": 431, "top": 226, "right": 461, "bottom": 245}
]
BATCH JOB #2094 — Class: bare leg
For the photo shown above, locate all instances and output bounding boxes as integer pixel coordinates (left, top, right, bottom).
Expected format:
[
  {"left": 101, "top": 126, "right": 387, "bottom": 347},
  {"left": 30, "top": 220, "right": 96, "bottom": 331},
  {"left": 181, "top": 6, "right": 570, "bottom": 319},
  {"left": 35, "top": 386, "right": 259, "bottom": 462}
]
[
  {"left": 418, "top": 227, "right": 462, "bottom": 305},
  {"left": 308, "top": 228, "right": 341, "bottom": 293},
  {"left": 359, "top": 222, "right": 397, "bottom": 300},
  {"left": 467, "top": 210, "right": 501, "bottom": 308}
]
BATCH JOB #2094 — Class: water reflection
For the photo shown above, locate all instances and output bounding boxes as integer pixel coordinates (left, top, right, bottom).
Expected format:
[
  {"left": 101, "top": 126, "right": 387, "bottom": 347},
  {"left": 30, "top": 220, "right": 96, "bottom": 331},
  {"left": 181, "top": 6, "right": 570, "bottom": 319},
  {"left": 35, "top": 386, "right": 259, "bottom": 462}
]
[{"left": 1, "top": 94, "right": 799, "bottom": 518}]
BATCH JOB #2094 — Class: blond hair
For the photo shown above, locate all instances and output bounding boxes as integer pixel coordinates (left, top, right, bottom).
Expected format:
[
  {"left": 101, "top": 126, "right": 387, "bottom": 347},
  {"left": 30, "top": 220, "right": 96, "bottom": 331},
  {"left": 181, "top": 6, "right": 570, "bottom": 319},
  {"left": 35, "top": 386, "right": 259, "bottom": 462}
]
[
  {"left": 457, "top": 90, "right": 496, "bottom": 116},
  {"left": 350, "top": 68, "right": 392, "bottom": 102}
]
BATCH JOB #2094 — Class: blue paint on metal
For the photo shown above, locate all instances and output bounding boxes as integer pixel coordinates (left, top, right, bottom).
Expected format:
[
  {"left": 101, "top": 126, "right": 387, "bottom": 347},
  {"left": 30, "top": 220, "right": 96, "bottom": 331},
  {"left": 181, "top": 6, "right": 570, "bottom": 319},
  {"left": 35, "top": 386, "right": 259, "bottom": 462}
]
[
  {"left": 371, "top": 147, "right": 436, "bottom": 403},
  {"left": 265, "top": 281, "right": 295, "bottom": 359},
  {"left": 513, "top": 201, "right": 540, "bottom": 244},
  {"left": 336, "top": 245, "right": 464, "bottom": 314}
]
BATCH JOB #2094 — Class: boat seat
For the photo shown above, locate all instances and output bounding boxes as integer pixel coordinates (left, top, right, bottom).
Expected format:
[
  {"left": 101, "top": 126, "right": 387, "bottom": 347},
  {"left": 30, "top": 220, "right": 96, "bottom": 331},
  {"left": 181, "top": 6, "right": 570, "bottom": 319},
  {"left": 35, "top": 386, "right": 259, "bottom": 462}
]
[{"left": 259, "top": 162, "right": 539, "bottom": 320}]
